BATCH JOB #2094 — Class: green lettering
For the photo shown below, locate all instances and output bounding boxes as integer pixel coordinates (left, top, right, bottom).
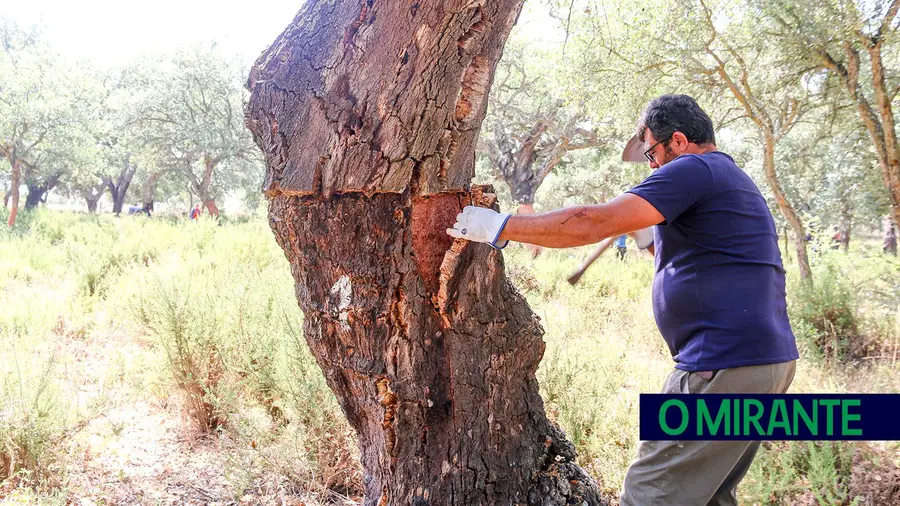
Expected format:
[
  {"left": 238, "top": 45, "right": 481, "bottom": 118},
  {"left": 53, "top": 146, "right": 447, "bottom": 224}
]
[
  {"left": 743, "top": 399, "right": 765, "bottom": 436},
  {"left": 793, "top": 399, "right": 818, "bottom": 436},
  {"left": 841, "top": 399, "right": 862, "bottom": 436},
  {"left": 820, "top": 399, "right": 840, "bottom": 436},
  {"left": 698, "top": 399, "right": 729, "bottom": 436},
  {"left": 767, "top": 399, "right": 791, "bottom": 436},
  {"left": 660, "top": 400, "right": 689, "bottom": 436},
  {"left": 733, "top": 396, "right": 740, "bottom": 436}
]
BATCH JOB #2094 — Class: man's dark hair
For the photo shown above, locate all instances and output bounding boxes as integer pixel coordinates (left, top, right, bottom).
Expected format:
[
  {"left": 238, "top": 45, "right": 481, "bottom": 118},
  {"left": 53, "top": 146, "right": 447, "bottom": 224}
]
[{"left": 637, "top": 94, "right": 716, "bottom": 146}]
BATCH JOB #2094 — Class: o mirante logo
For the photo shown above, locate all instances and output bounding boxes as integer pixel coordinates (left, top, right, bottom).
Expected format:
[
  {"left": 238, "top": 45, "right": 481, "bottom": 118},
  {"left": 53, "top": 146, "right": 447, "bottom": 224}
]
[{"left": 640, "top": 394, "right": 899, "bottom": 441}]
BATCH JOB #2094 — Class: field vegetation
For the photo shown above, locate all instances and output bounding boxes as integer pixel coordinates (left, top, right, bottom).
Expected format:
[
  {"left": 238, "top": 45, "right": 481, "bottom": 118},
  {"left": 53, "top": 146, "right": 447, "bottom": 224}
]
[{"left": 1, "top": 209, "right": 897, "bottom": 505}]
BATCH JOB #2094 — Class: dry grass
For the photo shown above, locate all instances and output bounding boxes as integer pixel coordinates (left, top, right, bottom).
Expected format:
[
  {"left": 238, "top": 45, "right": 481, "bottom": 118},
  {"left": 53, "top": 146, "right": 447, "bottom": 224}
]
[{"left": 1, "top": 210, "right": 898, "bottom": 505}]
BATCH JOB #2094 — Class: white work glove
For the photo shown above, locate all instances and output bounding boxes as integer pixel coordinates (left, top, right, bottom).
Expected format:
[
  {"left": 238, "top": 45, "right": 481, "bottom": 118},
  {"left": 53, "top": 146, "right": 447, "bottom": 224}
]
[
  {"left": 630, "top": 227, "right": 654, "bottom": 250},
  {"left": 446, "top": 206, "right": 511, "bottom": 249}
]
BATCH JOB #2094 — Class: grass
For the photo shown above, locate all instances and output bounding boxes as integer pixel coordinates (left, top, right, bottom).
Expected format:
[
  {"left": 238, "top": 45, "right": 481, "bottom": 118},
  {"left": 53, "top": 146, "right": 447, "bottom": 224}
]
[{"left": 1, "top": 208, "right": 898, "bottom": 504}]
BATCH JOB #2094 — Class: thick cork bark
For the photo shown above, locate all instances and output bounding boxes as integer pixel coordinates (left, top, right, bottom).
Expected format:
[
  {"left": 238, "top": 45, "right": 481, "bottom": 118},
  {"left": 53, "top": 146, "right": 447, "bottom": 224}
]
[{"left": 246, "top": 2, "right": 604, "bottom": 505}]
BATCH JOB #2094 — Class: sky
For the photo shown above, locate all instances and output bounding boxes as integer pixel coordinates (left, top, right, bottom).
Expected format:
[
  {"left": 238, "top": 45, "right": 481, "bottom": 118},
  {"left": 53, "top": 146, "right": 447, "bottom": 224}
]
[
  {"left": 0, "top": 0, "right": 305, "bottom": 67},
  {"left": 1, "top": 1, "right": 562, "bottom": 68}
]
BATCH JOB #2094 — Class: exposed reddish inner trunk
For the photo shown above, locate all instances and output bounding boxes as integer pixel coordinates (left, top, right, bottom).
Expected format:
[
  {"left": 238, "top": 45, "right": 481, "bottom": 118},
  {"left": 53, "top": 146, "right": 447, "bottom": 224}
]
[
  {"left": 411, "top": 194, "right": 464, "bottom": 295},
  {"left": 203, "top": 199, "right": 219, "bottom": 217}
]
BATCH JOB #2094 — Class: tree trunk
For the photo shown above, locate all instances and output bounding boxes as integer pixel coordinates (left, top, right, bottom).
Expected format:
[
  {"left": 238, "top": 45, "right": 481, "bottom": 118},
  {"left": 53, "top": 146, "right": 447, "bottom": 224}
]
[
  {"left": 824, "top": 40, "right": 900, "bottom": 233},
  {"left": 202, "top": 198, "right": 219, "bottom": 217},
  {"left": 246, "top": 2, "right": 603, "bottom": 506},
  {"left": 141, "top": 169, "right": 169, "bottom": 213},
  {"left": 7, "top": 157, "right": 21, "bottom": 228},
  {"left": 489, "top": 120, "right": 599, "bottom": 207},
  {"left": 24, "top": 171, "right": 63, "bottom": 210},
  {"left": 884, "top": 216, "right": 897, "bottom": 256},
  {"left": 105, "top": 162, "right": 137, "bottom": 215},
  {"left": 839, "top": 209, "right": 851, "bottom": 253},
  {"left": 783, "top": 227, "right": 790, "bottom": 262},
  {"left": 83, "top": 182, "right": 105, "bottom": 214},
  {"left": 865, "top": 42, "right": 900, "bottom": 236},
  {"left": 763, "top": 135, "right": 811, "bottom": 280},
  {"left": 188, "top": 159, "right": 220, "bottom": 217},
  {"left": 112, "top": 192, "right": 126, "bottom": 214},
  {"left": 86, "top": 196, "right": 100, "bottom": 213},
  {"left": 24, "top": 183, "right": 45, "bottom": 210},
  {"left": 490, "top": 121, "right": 548, "bottom": 205}
]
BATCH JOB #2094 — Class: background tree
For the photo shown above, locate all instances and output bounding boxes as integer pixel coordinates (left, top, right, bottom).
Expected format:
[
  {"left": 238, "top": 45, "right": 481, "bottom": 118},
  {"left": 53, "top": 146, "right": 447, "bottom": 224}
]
[
  {"left": 91, "top": 66, "right": 161, "bottom": 215},
  {"left": 0, "top": 22, "right": 80, "bottom": 226},
  {"left": 246, "top": 1, "right": 603, "bottom": 505},
  {"left": 137, "top": 168, "right": 175, "bottom": 213},
  {"left": 778, "top": 108, "right": 889, "bottom": 252},
  {"left": 482, "top": 41, "right": 606, "bottom": 213},
  {"left": 550, "top": 0, "right": 819, "bottom": 278},
  {"left": 689, "top": 0, "right": 816, "bottom": 278},
  {"left": 757, "top": 0, "right": 900, "bottom": 231},
  {"left": 138, "top": 47, "right": 259, "bottom": 216}
]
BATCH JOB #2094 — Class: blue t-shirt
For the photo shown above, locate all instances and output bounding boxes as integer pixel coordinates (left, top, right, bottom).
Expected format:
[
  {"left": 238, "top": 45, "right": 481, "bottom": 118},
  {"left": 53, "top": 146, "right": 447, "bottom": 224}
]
[
  {"left": 627, "top": 152, "right": 799, "bottom": 371},
  {"left": 615, "top": 235, "right": 627, "bottom": 248}
]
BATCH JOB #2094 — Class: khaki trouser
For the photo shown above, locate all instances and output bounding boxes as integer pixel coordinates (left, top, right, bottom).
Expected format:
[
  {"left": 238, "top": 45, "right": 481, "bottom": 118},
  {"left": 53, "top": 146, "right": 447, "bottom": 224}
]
[{"left": 620, "top": 361, "right": 797, "bottom": 506}]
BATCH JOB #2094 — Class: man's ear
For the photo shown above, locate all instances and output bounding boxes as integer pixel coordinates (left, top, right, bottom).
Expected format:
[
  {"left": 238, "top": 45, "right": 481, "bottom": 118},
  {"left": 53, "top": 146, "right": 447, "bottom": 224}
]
[{"left": 670, "top": 131, "right": 690, "bottom": 152}]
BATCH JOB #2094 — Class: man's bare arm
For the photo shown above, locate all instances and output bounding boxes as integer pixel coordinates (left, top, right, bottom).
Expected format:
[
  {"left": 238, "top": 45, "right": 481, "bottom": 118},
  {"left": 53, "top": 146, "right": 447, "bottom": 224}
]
[{"left": 497, "top": 193, "right": 664, "bottom": 248}]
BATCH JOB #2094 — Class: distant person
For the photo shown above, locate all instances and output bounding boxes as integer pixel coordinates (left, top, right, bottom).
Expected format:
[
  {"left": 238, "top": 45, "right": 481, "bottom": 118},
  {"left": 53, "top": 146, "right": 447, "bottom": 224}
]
[
  {"left": 190, "top": 203, "right": 202, "bottom": 221},
  {"left": 614, "top": 234, "right": 628, "bottom": 260},
  {"left": 127, "top": 205, "right": 149, "bottom": 217},
  {"left": 885, "top": 216, "right": 897, "bottom": 256},
  {"left": 831, "top": 227, "right": 845, "bottom": 250}
]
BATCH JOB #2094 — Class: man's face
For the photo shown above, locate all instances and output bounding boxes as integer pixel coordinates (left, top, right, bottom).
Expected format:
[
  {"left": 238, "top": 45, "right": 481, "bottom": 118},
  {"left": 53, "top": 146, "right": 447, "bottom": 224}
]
[{"left": 643, "top": 131, "right": 678, "bottom": 169}]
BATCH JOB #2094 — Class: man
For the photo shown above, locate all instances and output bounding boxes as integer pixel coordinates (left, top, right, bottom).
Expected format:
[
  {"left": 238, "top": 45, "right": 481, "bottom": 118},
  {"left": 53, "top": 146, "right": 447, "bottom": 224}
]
[{"left": 447, "top": 94, "right": 799, "bottom": 505}]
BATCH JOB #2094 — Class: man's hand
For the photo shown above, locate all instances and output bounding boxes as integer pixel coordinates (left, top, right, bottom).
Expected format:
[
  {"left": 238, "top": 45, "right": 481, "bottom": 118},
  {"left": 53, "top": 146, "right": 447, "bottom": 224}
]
[{"left": 446, "top": 206, "right": 512, "bottom": 249}]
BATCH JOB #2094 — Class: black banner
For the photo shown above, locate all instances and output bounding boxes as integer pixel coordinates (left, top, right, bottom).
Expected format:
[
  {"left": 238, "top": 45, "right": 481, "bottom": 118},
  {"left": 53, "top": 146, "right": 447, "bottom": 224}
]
[{"left": 639, "top": 394, "right": 900, "bottom": 440}]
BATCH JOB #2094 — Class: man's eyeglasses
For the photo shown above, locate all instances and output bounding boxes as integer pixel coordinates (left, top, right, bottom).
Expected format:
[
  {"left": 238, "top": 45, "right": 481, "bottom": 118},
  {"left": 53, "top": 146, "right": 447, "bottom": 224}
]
[{"left": 643, "top": 135, "right": 672, "bottom": 163}]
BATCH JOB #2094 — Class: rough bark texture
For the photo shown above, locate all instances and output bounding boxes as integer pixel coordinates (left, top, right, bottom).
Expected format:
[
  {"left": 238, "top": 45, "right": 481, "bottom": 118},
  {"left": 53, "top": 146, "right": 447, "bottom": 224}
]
[
  {"left": 246, "top": 2, "right": 603, "bottom": 505},
  {"left": 764, "top": 136, "right": 811, "bottom": 279}
]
